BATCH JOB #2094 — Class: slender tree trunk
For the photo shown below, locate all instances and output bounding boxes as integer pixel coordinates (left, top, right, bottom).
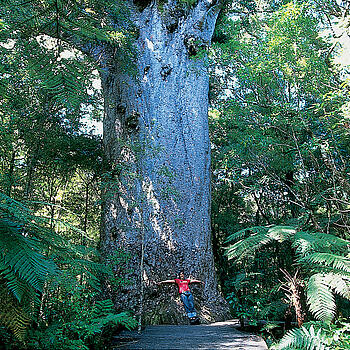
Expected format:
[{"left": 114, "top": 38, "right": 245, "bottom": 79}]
[
  {"left": 6, "top": 150, "right": 16, "bottom": 197},
  {"left": 25, "top": 143, "right": 40, "bottom": 199},
  {"left": 82, "top": 181, "right": 89, "bottom": 245},
  {"left": 285, "top": 171, "right": 298, "bottom": 218},
  {"left": 100, "top": 1, "right": 229, "bottom": 324}
]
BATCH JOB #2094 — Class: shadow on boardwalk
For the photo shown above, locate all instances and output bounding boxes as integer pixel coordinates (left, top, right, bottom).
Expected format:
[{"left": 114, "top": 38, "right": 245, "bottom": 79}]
[{"left": 114, "top": 320, "right": 268, "bottom": 350}]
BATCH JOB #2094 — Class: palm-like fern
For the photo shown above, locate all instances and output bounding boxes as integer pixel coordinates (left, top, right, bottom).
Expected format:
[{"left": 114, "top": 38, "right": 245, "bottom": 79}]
[
  {"left": 272, "top": 321, "right": 350, "bottom": 350},
  {"left": 0, "top": 218, "right": 58, "bottom": 299},
  {"left": 226, "top": 226, "right": 295, "bottom": 260},
  {"left": 226, "top": 225, "right": 350, "bottom": 324},
  {"left": 272, "top": 323, "right": 327, "bottom": 350},
  {"left": 0, "top": 192, "right": 113, "bottom": 339},
  {"left": 0, "top": 193, "right": 63, "bottom": 337},
  {"left": 0, "top": 286, "right": 31, "bottom": 341}
]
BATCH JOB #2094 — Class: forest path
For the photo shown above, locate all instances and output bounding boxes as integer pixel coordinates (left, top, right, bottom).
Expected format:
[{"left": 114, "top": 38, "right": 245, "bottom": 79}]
[{"left": 114, "top": 320, "right": 268, "bottom": 349}]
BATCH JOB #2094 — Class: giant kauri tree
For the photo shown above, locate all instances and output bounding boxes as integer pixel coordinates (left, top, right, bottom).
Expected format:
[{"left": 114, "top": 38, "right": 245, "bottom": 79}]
[
  {"left": 99, "top": 0, "right": 229, "bottom": 323},
  {"left": 5, "top": 0, "right": 230, "bottom": 323}
]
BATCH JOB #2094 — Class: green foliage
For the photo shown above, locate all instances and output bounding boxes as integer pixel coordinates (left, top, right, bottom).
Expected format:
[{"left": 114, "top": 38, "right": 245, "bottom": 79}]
[
  {"left": 210, "top": 3, "right": 350, "bottom": 341},
  {"left": 25, "top": 293, "right": 136, "bottom": 350},
  {"left": 1, "top": 0, "right": 110, "bottom": 209},
  {"left": 226, "top": 226, "right": 350, "bottom": 324},
  {"left": 306, "top": 274, "right": 337, "bottom": 324},
  {"left": 0, "top": 218, "right": 58, "bottom": 300},
  {"left": 103, "top": 250, "right": 133, "bottom": 289},
  {"left": 0, "top": 0, "right": 106, "bottom": 241},
  {"left": 0, "top": 193, "right": 137, "bottom": 345},
  {"left": 0, "top": 287, "right": 31, "bottom": 341},
  {"left": 272, "top": 321, "right": 350, "bottom": 350},
  {"left": 274, "top": 323, "right": 328, "bottom": 350},
  {"left": 225, "top": 272, "right": 287, "bottom": 326},
  {"left": 24, "top": 251, "right": 136, "bottom": 349},
  {"left": 210, "top": 0, "right": 350, "bottom": 240},
  {"left": 2, "top": 0, "right": 133, "bottom": 44},
  {"left": 0, "top": 192, "right": 62, "bottom": 338}
]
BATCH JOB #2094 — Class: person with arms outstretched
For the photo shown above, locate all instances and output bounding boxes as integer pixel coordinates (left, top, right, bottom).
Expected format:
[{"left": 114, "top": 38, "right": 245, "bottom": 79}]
[{"left": 157, "top": 271, "right": 203, "bottom": 323}]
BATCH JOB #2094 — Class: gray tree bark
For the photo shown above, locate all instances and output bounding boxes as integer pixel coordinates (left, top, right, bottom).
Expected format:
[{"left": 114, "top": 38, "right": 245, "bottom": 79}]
[{"left": 100, "top": 0, "right": 229, "bottom": 324}]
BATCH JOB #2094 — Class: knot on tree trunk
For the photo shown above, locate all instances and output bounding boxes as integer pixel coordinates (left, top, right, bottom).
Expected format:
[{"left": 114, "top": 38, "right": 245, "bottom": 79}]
[
  {"left": 133, "top": 0, "right": 152, "bottom": 12},
  {"left": 184, "top": 35, "right": 208, "bottom": 57},
  {"left": 164, "top": 8, "right": 186, "bottom": 33},
  {"left": 117, "top": 103, "right": 126, "bottom": 115},
  {"left": 160, "top": 64, "right": 172, "bottom": 81},
  {"left": 125, "top": 110, "right": 140, "bottom": 132}
]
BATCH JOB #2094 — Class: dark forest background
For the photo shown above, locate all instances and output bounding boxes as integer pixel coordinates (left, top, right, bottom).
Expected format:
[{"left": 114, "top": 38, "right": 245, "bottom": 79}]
[{"left": 1, "top": 0, "right": 350, "bottom": 348}]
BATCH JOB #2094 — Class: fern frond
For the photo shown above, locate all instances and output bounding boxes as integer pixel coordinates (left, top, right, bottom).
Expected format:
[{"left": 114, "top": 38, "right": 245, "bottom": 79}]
[
  {"left": 299, "top": 253, "right": 350, "bottom": 274},
  {"left": 226, "top": 226, "right": 295, "bottom": 260},
  {"left": 324, "top": 273, "right": 350, "bottom": 300},
  {"left": 0, "top": 219, "right": 58, "bottom": 298},
  {"left": 66, "top": 308, "right": 137, "bottom": 339},
  {"left": 307, "top": 273, "right": 336, "bottom": 324},
  {"left": 0, "top": 261, "right": 33, "bottom": 303},
  {"left": 226, "top": 231, "right": 274, "bottom": 260},
  {"left": 276, "top": 324, "right": 327, "bottom": 350},
  {"left": 293, "top": 231, "right": 349, "bottom": 255},
  {"left": 225, "top": 226, "right": 267, "bottom": 243},
  {"left": 90, "top": 312, "right": 137, "bottom": 331},
  {"left": 267, "top": 226, "right": 296, "bottom": 241},
  {"left": 0, "top": 192, "right": 84, "bottom": 254},
  {"left": 93, "top": 299, "right": 115, "bottom": 317},
  {"left": 0, "top": 286, "right": 31, "bottom": 340}
]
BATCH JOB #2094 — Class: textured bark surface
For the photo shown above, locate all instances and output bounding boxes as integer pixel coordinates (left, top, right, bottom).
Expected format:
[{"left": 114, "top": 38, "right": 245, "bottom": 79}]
[{"left": 100, "top": 0, "right": 229, "bottom": 324}]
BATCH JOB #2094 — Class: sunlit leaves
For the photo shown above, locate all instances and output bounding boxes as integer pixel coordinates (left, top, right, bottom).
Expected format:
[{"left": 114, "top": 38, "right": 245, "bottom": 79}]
[{"left": 227, "top": 225, "right": 350, "bottom": 323}]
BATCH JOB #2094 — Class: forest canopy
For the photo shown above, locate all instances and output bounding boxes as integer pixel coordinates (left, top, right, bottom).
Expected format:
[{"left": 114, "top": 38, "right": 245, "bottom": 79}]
[{"left": 1, "top": 0, "right": 350, "bottom": 349}]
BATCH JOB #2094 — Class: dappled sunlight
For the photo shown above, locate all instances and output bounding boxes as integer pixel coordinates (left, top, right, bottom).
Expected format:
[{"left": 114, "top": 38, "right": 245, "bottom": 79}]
[
  {"left": 267, "top": 226, "right": 296, "bottom": 241},
  {"left": 142, "top": 179, "right": 176, "bottom": 251},
  {"left": 2, "top": 0, "right": 350, "bottom": 347}
]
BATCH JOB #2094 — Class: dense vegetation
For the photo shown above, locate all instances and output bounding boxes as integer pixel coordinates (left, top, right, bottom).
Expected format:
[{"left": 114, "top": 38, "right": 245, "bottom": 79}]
[
  {"left": 1, "top": 0, "right": 349, "bottom": 349},
  {"left": 210, "top": 0, "right": 350, "bottom": 348},
  {"left": 0, "top": 2, "right": 137, "bottom": 348}
]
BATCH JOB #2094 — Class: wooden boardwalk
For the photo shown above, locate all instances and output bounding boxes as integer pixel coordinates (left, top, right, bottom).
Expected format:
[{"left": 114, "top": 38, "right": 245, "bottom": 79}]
[{"left": 114, "top": 320, "right": 268, "bottom": 350}]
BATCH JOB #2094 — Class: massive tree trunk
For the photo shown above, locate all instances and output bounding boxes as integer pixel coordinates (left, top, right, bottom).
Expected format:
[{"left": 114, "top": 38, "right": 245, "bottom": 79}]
[{"left": 100, "top": 0, "right": 229, "bottom": 324}]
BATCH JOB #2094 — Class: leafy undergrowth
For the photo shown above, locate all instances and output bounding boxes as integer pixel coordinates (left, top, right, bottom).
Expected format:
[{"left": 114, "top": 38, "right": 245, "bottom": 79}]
[{"left": 0, "top": 194, "right": 137, "bottom": 349}]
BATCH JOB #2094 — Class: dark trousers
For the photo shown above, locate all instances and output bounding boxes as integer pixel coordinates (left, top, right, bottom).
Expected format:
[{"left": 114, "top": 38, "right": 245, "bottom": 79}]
[{"left": 180, "top": 291, "right": 197, "bottom": 318}]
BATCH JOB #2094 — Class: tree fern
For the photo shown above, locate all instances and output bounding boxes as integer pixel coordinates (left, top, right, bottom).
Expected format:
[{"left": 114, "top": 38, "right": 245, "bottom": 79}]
[
  {"left": 226, "top": 226, "right": 296, "bottom": 260},
  {"left": 274, "top": 324, "right": 327, "bottom": 350},
  {"left": 226, "top": 225, "right": 350, "bottom": 325},
  {"left": 0, "top": 286, "right": 31, "bottom": 341},
  {"left": 0, "top": 192, "right": 112, "bottom": 339},
  {"left": 299, "top": 253, "right": 350, "bottom": 274}
]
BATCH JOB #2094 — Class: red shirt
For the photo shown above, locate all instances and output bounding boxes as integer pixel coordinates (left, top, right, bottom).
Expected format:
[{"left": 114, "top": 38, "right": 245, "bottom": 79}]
[{"left": 174, "top": 279, "right": 191, "bottom": 294}]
